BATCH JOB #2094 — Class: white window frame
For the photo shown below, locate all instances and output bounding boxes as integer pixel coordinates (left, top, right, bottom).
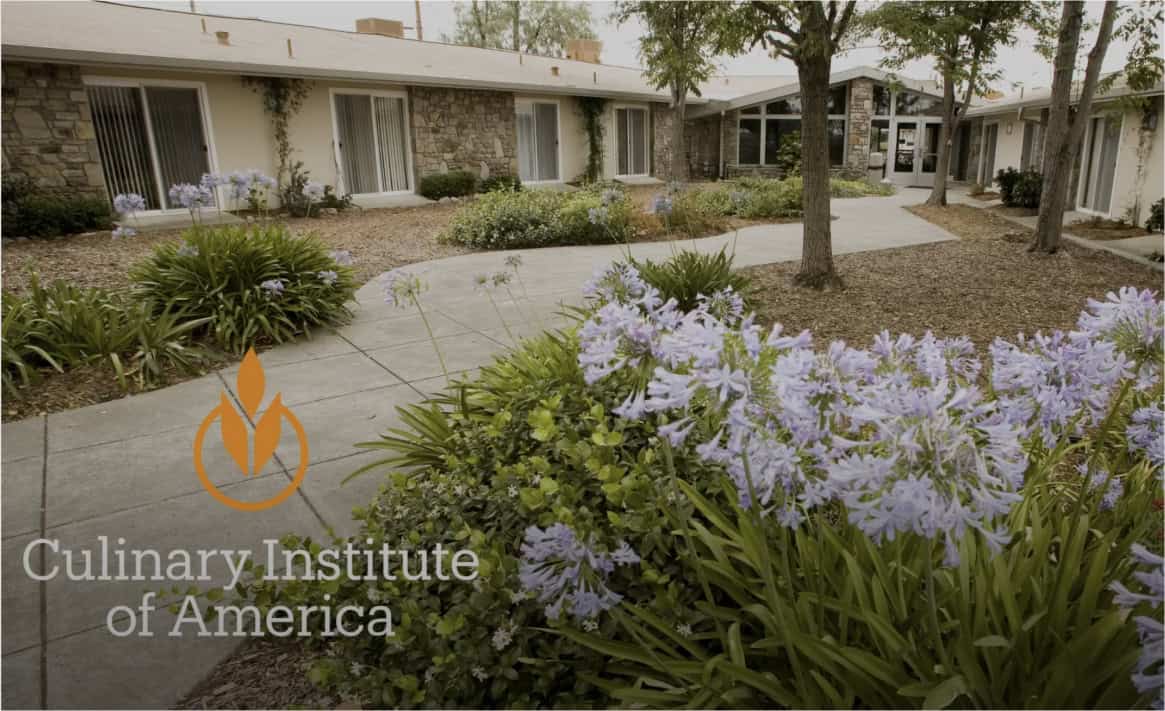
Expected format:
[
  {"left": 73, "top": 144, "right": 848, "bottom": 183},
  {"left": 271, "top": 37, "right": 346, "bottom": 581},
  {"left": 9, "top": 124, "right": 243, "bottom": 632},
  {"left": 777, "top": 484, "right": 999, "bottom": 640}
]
[
  {"left": 328, "top": 87, "right": 416, "bottom": 196},
  {"left": 514, "top": 98, "right": 563, "bottom": 184},
  {"left": 1075, "top": 111, "right": 1124, "bottom": 218},
  {"left": 81, "top": 75, "right": 221, "bottom": 215},
  {"left": 978, "top": 120, "right": 1001, "bottom": 186},
  {"left": 612, "top": 103, "right": 651, "bottom": 177},
  {"left": 734, "top": 84, "right": 849, "bottom": 168}
]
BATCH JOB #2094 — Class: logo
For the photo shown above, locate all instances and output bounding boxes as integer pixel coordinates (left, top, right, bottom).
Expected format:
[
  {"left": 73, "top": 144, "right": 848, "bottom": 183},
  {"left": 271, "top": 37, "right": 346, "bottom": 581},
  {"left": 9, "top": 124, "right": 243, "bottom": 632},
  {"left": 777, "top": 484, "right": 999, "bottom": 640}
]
[{"left": 193, "top": 348, "right": 309, "bottom": 511}]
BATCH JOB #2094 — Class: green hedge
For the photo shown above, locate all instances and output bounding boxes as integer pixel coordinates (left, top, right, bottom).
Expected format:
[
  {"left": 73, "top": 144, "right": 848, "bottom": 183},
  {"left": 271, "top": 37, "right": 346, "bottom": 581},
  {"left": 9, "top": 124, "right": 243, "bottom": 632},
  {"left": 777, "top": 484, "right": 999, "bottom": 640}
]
[
  {"left": 2, "top": 177, "right": 113, "bottom": 238},
  {"left": 419, "top": 170, "right": 479, "bottom": 200},
  {"left": 441, "top": 187, "right": 634, "bottom": 249}
]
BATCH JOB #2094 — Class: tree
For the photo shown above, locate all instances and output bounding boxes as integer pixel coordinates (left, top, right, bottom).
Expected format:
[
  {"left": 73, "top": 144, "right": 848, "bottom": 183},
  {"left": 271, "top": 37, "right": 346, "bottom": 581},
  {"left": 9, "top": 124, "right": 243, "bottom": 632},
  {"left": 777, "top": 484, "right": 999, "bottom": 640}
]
[
  {"left": 615, "top": 2, "right": 726, "bottom": 182},
  {"left": 719, "top": 1, "right": 858, "bottom": 289},
  {"left": 444, "top": 1, "right": 595, "bottom": 56},
  {"left": 1032, "top": 1, "right": 1162, "bottom": 253},
  {"left": 864, "top": 2, "right": 1033, "bottom": 206}
]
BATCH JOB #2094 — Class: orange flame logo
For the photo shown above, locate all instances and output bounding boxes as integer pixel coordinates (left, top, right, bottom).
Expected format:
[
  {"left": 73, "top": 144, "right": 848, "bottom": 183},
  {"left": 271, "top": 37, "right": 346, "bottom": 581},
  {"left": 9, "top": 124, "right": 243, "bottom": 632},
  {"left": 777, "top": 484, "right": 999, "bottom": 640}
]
[{"left": 193, "top": 348, "right": 309, "bottom": 511}]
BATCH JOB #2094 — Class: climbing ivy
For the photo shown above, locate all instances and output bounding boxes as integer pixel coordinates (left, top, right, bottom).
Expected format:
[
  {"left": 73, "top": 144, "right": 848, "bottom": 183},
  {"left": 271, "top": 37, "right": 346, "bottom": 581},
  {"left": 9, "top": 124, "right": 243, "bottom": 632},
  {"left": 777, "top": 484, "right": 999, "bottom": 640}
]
[
  {"left": 579, "top": 96, "right": 607, "bottom": 183},
  {"left": 242, "top": 76, "right": 311, "bottom": 188}
]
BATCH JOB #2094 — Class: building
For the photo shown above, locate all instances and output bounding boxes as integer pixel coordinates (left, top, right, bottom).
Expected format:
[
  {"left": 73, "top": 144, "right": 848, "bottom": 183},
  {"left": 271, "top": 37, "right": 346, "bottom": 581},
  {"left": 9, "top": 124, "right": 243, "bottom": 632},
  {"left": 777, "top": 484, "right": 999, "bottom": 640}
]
[
  {"left": 4, "top": 1, "right": 1160, "bottom": 225},
  {"left": 960, "top": 77, "right": 1164, "bottom": 224}
]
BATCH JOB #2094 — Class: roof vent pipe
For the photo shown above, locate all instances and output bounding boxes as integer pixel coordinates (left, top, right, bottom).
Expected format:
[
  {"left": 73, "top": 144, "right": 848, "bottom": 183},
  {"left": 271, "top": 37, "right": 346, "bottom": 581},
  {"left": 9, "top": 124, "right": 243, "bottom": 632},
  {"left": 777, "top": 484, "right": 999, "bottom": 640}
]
[
  {"left": 200, "top": 18, "right": 207, "bottom": 33},
  {"left": 215, "top": 30, "right": 230, "bottom": 46},
  {"left": 287, "top": 38, "right": 294, "bottom": 58},
  {"left": 551, "top": 66, "right": 560, "bottom": 77}
]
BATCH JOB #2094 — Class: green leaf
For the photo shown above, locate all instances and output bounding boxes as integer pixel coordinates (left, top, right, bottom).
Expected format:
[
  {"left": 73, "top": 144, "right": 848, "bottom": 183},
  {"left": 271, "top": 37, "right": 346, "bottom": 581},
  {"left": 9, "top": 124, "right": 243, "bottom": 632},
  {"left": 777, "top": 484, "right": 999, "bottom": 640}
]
[{"left": 923, "top": 676, "right": 967, "bottom": 710}]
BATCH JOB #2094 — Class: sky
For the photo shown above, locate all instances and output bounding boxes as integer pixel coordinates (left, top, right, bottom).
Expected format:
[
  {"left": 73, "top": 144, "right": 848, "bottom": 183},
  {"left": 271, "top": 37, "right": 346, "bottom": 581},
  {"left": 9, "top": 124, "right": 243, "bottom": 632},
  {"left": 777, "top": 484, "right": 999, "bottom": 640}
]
[{"left": 112, "top": 1, "right": 1145, "bottom": 93}]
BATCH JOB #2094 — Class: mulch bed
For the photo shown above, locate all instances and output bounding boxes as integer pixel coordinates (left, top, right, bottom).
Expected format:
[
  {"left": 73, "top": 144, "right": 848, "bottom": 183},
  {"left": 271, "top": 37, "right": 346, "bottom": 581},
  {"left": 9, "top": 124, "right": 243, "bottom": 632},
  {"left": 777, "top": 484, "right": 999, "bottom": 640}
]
[
  {"left": 968, "top": 191, "right": 1000, "bottom": 201},
  {"left": 174, "top": 640, "right": 333, "bottom": 710},
  {"left": 1065, "top": 217, "right": 1156, "bottom": 242},
  {"left": 741, "top": 204, "right": 1161, "bottom": 349},
  {"left": 990, "top": 205, "right": 1039, "bottom": 218}
]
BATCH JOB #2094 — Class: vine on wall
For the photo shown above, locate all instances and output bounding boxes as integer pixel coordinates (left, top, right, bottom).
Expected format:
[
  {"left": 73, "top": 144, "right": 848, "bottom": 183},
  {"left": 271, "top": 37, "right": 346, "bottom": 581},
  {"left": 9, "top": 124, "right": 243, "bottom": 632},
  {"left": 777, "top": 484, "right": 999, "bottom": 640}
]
[
  {"left": 242, "top": 76, "right": 311, "bottom": 188},
  {"left": 579, "top": 96, "right": 607, "bottom": 183}
]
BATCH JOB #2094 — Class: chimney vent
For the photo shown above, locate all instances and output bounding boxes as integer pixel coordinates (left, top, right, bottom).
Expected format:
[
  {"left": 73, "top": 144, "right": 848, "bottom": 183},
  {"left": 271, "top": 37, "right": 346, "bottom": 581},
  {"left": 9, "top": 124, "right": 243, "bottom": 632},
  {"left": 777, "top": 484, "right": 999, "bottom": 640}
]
[
  {"left": 550, "top": 66, "right": 560, "bottom": 77},
  {"left": 215, "top": 30, "right": 230, "bottom": 46},
  {"left": 565, "top": 39, "right": 602, "bottom": 64},
  {"left": 355, "top": 18, "right": 405, "bottom": 39}
]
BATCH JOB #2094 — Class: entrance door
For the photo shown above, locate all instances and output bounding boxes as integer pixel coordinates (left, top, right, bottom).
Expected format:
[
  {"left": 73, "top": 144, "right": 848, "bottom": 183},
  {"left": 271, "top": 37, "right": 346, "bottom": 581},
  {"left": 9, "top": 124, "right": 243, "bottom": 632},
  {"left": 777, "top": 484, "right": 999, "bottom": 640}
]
[
  {"left": 333, "top": 92, "right": 412, "bottom": 195},
  {"left": 615, "top": 107, "right": 649, "bottom": 176},
  {"left": 890, "top": 120, "right": 942, "bottom": 187},
  {"left": 980, "top": 123, "right": 998, "bottom": 187},
  {"left": 87, "top": 82, "right": 214, "bottom": 211},
  {"left": 1079, "top": 115, "right": 1121, "bottom": 214},
  {"left": 516, "top": 101, "right": 560, "bottom": 182}
]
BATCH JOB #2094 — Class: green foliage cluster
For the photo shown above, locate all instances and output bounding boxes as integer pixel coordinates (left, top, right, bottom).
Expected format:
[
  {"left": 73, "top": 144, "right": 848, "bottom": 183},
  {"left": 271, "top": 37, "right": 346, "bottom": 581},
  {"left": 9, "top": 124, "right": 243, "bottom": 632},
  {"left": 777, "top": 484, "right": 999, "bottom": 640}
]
[
  {"left": 578, "top": 97, "right": 607, "bottom": 183},
  {"left": 478, "top": 175, "right": 523, "bottom": 193},
  {"left": 130, "top": 225, "right": 356, "bottom": 353},
  {"left": 629, "top": 247, "right": 751, "bottom": 312},
  {"left": 1146, "top": 197, "right": 1163, "bottom": 232},
  {"left": 1, "top": 273, "right": 207, "bottom": 395},
  {"left": 2, "top": 176, "right": 113, "bottom": 239},
  {"left": 222, "top": 329, "right": 723, "bottom": 706},
  {"left": 281, "top": 161, "right": 352, "bottom": 218},
  {"left": 442, "top": 187, "right": 634, "bottom": 249},
  {"left": 242, "top": 76, "right": 311, "bottom": 188},
  {"left": 996, "top": 167, "right": 1043, "bottom": 209},
  {"left": 775, "top": 129, "right": 802, "bottom": 176},
  {"left": 419, "top": 170, "right": 480, "bottom": 200},
  {"left": 681, "top": 177, "right": 893, "bottom": 222}
]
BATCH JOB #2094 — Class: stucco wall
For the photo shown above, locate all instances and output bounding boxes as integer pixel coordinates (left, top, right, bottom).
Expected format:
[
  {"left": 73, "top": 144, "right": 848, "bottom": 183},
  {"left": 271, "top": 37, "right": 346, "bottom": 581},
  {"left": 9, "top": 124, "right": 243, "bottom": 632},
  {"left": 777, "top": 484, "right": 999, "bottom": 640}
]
[
  {"left": 2, "top": 61, "right": 106, "bottom": 198},
  {"left": 1106, "top": 98, "right": 1163, "bottom": 224}
]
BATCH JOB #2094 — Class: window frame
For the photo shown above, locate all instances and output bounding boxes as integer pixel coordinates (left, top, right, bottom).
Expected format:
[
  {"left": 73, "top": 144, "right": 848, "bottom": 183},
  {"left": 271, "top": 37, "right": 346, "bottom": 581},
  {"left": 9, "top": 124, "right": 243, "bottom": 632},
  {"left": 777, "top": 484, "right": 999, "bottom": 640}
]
[
  {"left": 515, "top": 97, "right": 563, "bottom": 184},
  {"left": 329, "top": 87, "right": 416, "bottom": 196},
  {"left": 735, "top": 83, "right": 848, "bottom": 167}
]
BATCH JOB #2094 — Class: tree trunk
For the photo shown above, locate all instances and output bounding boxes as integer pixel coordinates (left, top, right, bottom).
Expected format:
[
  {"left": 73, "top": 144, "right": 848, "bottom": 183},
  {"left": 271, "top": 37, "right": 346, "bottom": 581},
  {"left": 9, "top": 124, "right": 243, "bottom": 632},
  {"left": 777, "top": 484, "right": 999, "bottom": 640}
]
[
  {"left": 511, "top": 0, "right": 521, "bottom": 51},
  {"left": 926, "top": 73, "right": 957, "bottom": 206},
  {"left": 1032, "top": 0, "right": 1117, "bottom": 253},
  {"left": 671, "top": 85, "right": 688, "bottom": 183},
  {"left": 794, "top": 48, "right": 841, "bottom": 289}
]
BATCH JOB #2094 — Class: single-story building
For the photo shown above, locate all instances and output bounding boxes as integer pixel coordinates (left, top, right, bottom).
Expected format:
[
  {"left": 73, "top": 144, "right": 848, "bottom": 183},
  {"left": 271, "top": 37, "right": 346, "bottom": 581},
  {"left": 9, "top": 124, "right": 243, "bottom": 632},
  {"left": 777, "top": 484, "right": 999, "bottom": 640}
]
[
  {"left": 959, "top": 77, "right": 1164, "bottom": 224},
  {"left": 3, "top": 1, "right": 1161, "bottom": 226}
]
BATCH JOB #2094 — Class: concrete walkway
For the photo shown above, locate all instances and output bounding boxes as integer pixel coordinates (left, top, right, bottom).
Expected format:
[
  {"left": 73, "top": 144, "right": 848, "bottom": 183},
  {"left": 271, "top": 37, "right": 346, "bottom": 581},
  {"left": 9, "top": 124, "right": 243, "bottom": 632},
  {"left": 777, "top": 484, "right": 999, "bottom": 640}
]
[{"left": 0, "top": 188, "right": 955, "bottom": 709}]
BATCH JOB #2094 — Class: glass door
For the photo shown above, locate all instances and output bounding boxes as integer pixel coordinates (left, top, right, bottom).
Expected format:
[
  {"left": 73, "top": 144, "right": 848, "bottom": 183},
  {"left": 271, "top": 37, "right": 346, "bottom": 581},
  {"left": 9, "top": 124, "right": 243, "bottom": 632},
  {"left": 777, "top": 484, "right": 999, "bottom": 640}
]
[
  {"left": 980, "top": 123, "right": 998, "bottom": 187},
  {"left": 87, "top": 82, "right": 213, "bottom": 211},
  {"left": 916, "top": 121, "right": 942, "bottom": 187},
  {"left": 890, "top": 122, "right": 916, "bottom": 184},
  {"left": 333, "top": 92, "right": 412, "bottom": 195},
  {"left": 616, "top": 107, "right": 648, "bottom": 176},
  {"left": 516, "top": 101, "right": 560, "bottom": 182},
  {"left": 1079, "top": 115, "right": 1121, "bottom": 214}
]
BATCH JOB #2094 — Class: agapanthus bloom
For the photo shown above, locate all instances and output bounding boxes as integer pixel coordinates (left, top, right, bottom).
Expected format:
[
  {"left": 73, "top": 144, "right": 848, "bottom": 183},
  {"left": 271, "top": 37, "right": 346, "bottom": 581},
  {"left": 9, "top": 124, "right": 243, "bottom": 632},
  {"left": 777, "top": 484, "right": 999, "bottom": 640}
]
[
  {"left": 1128, "top": 402, "right": 1164, "bottom": 474},
  {"left": 200, "top": 172, "right": 225, "bottom": 190},
  {"left": 1110, "top": 544, "right": 1164, "bottom": 707},
  {"left": 600, "top": 188, "right": 622, "bottom": 207},
  {"left": 111, "top": 225, "right": 136, "bottom": 239},
  {"left": 1076, "top": 463, "right": 1124, "bottom": 511},
  {"left": 519, "top": 523, "right": 639, "bottom": 620},
  {"left": 112, "top": 193, "right": 146, "bottom": 215},
  {"left": 588, "top": 206, "right": 609, "bottom": 225},
  {"left": 168, "top": 183, "right": 213, "bottom": 210},
  {"left": 650, "top": 194, "right": 673, "bottom": 216},
  {"left": 176, "top": 243, "right": 199, "bottom": 257},
  {"left": 383, "top": 269, "right": 425, "bottom": 308},
  {"left": 505, "top": 254, "right": 524, "bottom": 269},
  {"left": 260, "top": 279, "right": 285, "bottom": 297},
  {"left": 317, "top": 270, "right": 338, "bottom": 286},
  {"left": 303, "top": 181, "right": 326, "bottom": 201},
  {"left": 328, "top": 249, "right": 353, "bottom": 266}
]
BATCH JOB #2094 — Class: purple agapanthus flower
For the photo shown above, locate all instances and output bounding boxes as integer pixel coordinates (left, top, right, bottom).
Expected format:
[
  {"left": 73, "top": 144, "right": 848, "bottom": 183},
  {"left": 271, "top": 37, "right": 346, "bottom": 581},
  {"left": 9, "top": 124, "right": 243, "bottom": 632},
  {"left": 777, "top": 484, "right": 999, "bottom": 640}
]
[
  {"left": 518, "top": 523, "right": 638, "bottom": 621},
  {"left": 111, "top": 225, "right": 137, "bottom": 239},
  {"left": 113, "top": 193, "right": 146, "bottom": 216},
  {"left": 317, "top": 270, "right": 338, "bottom": 286},
  {"left": 1110, "top": 544, "right": 1164, "bottom": 708},
  {"left": 259, "top": 279, "right": 285, "bottom": 297},
  {"left": 328, "top": 249, "right": 353, "bottom": 266}
]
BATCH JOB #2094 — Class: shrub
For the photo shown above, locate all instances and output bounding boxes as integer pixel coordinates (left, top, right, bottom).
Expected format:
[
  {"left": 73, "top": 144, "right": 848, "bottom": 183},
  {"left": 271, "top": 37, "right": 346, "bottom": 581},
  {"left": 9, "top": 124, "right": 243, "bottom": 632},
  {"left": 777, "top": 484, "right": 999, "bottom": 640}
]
[
  {"left": 628, "top": 247, "right": 751, "bottom": 312},
  {"left": 279, "top": 161, "right": 348, "bottom": 217},
  {"left": 442, "top": 187, "right": 632, "bottom": 249},
  {"left": 420, "top": 170, "right": 478, "bottom": 200},
  {"left": 996, "top": 167, "right": 1042, "bottom": 208},
  {"left": 1146, "top": 198, "right": 1163, "bottom": 232},
  {"left": 1, "top": 273, "right": 207, "bottom": 394},
  {"left": 664, "top": 189, "right": 734, "bottom": 237},
  {"left": 2, "top": 177, "right": 114, "bottom": 238},
  {"left": 130, "top": 224, "right": 356, "bottom": 352},
  {"left": 736, "top": 177, "right": 803, "bottom": 219},
  {"left": 775, "top": 129, "right": 801, "bottom": 177},
  {"left": 479, "top": 175, "right": 522, "bottom": 193}
]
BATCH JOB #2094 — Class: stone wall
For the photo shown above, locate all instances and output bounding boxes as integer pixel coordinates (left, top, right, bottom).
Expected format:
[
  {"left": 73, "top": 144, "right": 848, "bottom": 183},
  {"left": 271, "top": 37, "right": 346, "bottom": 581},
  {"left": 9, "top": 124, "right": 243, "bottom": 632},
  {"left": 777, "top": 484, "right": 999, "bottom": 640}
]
[
  {"left": 651, "top": 103, "right": 682, "bottom": 181},
  {"left": 408, "top": 86, "right": 517, "bottom": 180},
  {"left": 1, "top": 62, "right": 106, "bottom": 197},
  {"left": 846, "top": 78, "right": 873, "bottom": 173},
  {"left": 685, "top": 116, "right": 720, "bottom": 180},
  {"left": 721, "top": 110, "right": 738, "bottom": 178}
]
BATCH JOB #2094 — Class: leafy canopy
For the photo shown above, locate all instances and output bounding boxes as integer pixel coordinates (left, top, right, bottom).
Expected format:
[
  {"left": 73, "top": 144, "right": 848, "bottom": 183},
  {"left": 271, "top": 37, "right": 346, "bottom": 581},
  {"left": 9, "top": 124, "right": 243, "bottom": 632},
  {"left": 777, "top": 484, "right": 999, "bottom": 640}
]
[
  {"left": 614, "top": 2, "right": 728, "bottom": 97},
  {"left": 444, "top": 0, "right": 595, "bottom": 56}
]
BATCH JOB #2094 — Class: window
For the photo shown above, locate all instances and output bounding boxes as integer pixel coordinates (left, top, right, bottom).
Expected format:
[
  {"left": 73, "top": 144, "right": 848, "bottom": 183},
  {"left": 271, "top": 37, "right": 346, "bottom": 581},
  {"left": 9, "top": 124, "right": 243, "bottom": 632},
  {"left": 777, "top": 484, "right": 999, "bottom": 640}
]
[
  {"left": 737, "top": 85, "right": 847, "bottom": 167},
  {"left": 895, "top": 90, "right": 943, "bottom": 116},
  {"left": 738, "top": 118, "right": 761, "bottom": 164},
  {"left": 870, "top": 119, "right": 891, "bottom": 154},
  {"left": 1080, "top": 115, "right": 1121, "bottom": 213},
  {"left": 1020, "top": 122, "right": 1044, "bottom": 170},
  {"left": 873, "top": 85, "right": 892, "bottom": 116},
  {"left": 516, "top": 101, "right": 560, "bottom": 182},
  {"left": 615, "top": 107, "right": 649, "bottom": 175},
  {"left": 332, "top": 92, "right": 412, "bottom": 194}
]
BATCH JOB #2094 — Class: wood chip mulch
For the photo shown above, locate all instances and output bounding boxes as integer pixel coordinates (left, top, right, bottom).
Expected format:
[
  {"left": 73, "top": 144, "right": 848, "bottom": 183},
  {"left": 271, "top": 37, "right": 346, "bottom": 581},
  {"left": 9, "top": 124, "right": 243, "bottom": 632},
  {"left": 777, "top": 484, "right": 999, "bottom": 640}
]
[
  {"left": 174, "top": 640, "right": 334, "bottom": 710},
  {"left": 1065, "top": 217, "right": 1158, "bottom": 242},
  {"left": 742, "top": 204, "right": 1161, "bottom": 350},
  {"left": 969, "top": 191, "right": 1000, "bottom": 201}
]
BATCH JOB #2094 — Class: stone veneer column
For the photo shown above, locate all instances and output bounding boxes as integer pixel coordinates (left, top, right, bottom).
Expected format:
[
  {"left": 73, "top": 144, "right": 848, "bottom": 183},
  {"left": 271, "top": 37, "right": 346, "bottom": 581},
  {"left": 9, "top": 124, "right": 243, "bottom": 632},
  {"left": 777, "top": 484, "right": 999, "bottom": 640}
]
[
  {"left": 721, "top": 110, "right": 738, "bottom": 177},
  {"left": 846, "top": 78, "right": 873, "bottom": 174},
  {"left": 408, "top": 86, "right": 517, "bottom": 181},
  {"left": 1, "top": 62, "right": 107, "bottom": 198}
]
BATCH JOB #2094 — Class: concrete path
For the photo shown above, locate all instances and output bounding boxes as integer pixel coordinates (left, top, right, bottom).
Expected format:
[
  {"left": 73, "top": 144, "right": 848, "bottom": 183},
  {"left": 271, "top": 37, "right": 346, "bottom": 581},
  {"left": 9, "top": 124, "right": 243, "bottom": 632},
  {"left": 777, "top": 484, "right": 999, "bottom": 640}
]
[{"left": 0, "top": 188, "right": 955, "bottom": 709}]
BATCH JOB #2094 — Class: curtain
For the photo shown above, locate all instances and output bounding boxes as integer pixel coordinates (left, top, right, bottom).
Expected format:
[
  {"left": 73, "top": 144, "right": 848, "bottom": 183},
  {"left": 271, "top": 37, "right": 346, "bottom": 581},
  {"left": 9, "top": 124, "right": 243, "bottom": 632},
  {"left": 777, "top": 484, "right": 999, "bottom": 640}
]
[
  {"left": 334, "top": 94, "right": 379, "bottom": 194},
  {"left": 374, "top": 96, "right": 410, "bottom": 191},
  {"left": 145, "top": 87, "right": 212, "bottom": 208},
  {"left": 87, "top": 85, "right": 161, "bottom": 209}
]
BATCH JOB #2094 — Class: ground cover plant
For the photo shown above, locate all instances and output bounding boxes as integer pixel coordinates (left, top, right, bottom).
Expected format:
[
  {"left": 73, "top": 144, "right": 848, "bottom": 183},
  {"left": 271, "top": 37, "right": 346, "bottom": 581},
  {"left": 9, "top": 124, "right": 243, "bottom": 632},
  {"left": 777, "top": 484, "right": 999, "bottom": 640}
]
[
  {"left": 419, "top": 170, "right": 479, "bottom": 200},
  {"left": 629, "top": 247, "right": 751, "bottom": 312},
  {"left": 2, "top": 176, "right": 113, "bottom": 239},
  {"left": 441, "top": 185, "right": 636, "bottom": 249},
  {"left": 211, "top": 256, "right": 1163, "bottom": 709}
]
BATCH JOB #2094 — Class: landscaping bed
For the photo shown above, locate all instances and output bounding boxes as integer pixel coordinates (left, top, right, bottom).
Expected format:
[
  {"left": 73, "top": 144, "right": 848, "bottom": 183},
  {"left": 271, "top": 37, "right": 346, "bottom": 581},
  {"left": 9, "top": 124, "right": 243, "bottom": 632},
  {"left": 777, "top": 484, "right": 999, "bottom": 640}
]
[
  {"left": 1066, "top": 216, "right": 1157, "bottom": 242},
  {"left": 739, "top": 203, "right": 1160, "bottom": 349}
]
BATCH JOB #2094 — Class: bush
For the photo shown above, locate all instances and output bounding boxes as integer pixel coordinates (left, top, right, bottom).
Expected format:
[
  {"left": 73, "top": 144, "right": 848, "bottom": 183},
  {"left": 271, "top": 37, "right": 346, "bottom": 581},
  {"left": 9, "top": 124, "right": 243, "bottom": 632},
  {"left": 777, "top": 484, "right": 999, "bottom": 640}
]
[
  {"left": 629, "top": 247, "right": 751, "bottom": 312},
  {"left": 216, "top": 277, "right": 1164, "bottom": 709},
  {"left": 2, "top": 177, "right": 114, "bottom": 238},
  {"left": 775, "top": 129, "right": 801, "bottom": 177},
  {"left": 420, "top": 170, "right": 478, "bottom": 200},
  {"left": 280, "top": 161, "right": 349, "bottom": 217},
  {"left": 442, "top": 187, "right": 633, "bottom": 249},
  {"left": 129, "top": 224, "right": 356, "bottom": 352},
  {"left": 996, "top": 167, "right": 1042, "bottom": 208},
  {"left": 479, "top": 175, "right": 522, "bottom": 193},
  {"left": 1146, "top": 198, "right": 1163, "bottom": 232},
  {"left": 735, "top": 177, "right": 803, "bottom": 219},
  {"left": 1, "top": 273, "right": 207, "bottom": 395}
]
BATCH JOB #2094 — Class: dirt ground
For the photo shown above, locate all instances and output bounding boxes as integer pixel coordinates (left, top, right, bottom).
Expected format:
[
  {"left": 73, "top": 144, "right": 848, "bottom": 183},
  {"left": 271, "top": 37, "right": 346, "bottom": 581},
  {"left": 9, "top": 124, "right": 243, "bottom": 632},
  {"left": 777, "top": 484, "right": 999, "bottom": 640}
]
[
  {"left": 742, "top": 204, "right": 1161, "bottom": 350},
  {"left": 968, "top": 191, "right": 1000, "bottom": 201},
  {"left": 174, "top": 640, "right": 331, "bottom": 710},
  {"left": 1065, "top": 216, "right": 1157, "bottom": 242},
  {"left": 990, "top": 204, "right": 1039, "bottom": 218}
]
